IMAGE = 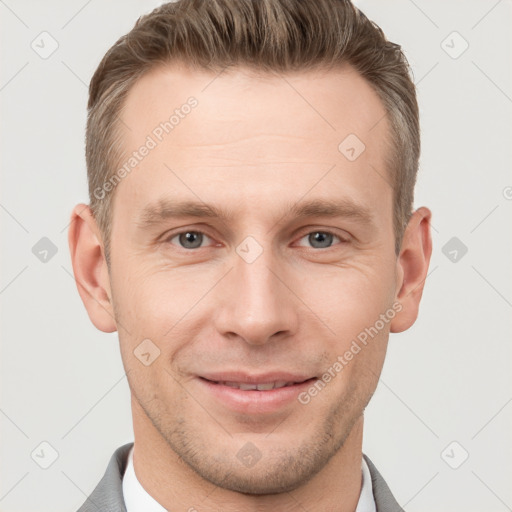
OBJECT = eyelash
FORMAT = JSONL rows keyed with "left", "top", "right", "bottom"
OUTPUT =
{"left": 164, "top": 229, "right": 349, "bottom": 251}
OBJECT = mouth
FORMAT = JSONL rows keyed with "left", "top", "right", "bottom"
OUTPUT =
{"left": 199, "top": 377, "right": 313, "bottom": 390}
{"left": 196, "top": 373, "right": 318, "bottom": 414}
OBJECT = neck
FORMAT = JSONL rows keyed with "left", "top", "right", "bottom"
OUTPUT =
{"left": 130, "top": 396, "right": 364, "bottom": 512}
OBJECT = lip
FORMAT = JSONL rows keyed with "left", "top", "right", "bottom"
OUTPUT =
{"left": 199, "top": 371, "right": 314, "bottom": 384}
{"left": 196, "top": 372, "right": 317, "bottom": 414}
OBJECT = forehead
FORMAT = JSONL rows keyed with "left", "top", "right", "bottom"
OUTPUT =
{"left": 111, "top": 61, "right": 392, "bottom": 228}
{"left": 120, "top": 61, "right": 389, "bottom": 149}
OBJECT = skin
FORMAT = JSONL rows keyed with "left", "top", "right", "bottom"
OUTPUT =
{"left": 69, "top": 61, "right": 432, "bottom": 511}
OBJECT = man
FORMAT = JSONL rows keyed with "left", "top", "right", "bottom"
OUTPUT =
{"left": 68, "top": 0, "right": 432, "bottom": 510}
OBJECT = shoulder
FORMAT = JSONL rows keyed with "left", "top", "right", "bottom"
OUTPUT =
{"left": 76, "top": 442, "right": 134, "bottom": 512}
{"left": 363, "top": 453, "right": 405, "bottom": 512}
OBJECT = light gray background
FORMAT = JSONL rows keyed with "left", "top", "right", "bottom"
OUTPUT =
{"left": 1, "top": 0, "right": 511, "bottom": 511}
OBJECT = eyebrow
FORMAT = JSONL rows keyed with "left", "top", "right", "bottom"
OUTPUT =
{"left": 136, "top": 197, "right": 375, "bottom": 230}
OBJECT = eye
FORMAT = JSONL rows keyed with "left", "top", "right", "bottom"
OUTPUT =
{"left": 167, "top": 230, "right": 213, "bottom": 249}
{"left": 296, "top": 230, "right": 346, "bottom": 249}
{"left": 164, "top": 229, "right": 347, "bottom": 251}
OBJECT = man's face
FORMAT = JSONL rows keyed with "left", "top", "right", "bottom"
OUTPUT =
{"left": 107, "top": 62, "right": 401, "bottom": 493}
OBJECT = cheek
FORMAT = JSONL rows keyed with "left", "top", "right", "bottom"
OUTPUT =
{"left": 111, "top": 263, "right": 179, "bottom": 330}
{"left": 298, "top": 262, "right": 396, "bottom": 343}
{"left": 112, "top": 265, "right": 209, "bottom": 367}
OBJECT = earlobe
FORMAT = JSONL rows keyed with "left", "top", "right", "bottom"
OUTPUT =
{"left": 390, "top": 206, "right": 433, "bottom": 333}
{"left": 67, "top": 203, "right": 117, "bottom": 333}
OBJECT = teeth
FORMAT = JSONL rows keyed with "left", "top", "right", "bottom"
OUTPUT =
{"left": 255, "top": 382, "right": 275, "bottom": 391}
{"left": 223, "top": 381, "right": 241, "bottom": 388}
{"left": 239, "top": 383, "right": 258, "bottom": 390}
{"left": 218, "top": 380, "right": 295, "bottom": 390}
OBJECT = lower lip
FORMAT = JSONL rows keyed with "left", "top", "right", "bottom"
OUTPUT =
{"left": 197, "top": 377, "right": 317, "bottom": 414}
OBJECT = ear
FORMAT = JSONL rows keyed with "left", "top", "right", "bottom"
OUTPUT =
{"left": 67, "top": 203, "right": 117, "bottom": 333}
{"left": 390, "top": 206, "right": 432, "bottom": 333}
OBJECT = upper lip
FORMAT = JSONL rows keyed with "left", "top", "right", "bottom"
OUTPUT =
{"left": 198, "top": 371, "right": 315, "bottom": 384}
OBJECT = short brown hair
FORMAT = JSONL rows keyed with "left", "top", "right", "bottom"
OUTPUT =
{"left": 86, "top": 0, "right": 419, "bottom": 265}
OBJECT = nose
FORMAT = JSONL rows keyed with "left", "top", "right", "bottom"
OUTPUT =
{"left": 212, "top": 241, "right": 299, "bottom": 346}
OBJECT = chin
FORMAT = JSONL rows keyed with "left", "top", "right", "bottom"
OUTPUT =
{"left": 195, "top": 453, "right": 321, "bottom": 495}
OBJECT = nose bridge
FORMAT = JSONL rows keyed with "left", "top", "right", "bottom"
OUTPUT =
{"left": 214, "top": 236, "right": 298, "bottom": 345}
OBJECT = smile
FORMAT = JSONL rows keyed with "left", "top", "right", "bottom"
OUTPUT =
{"left": 197, "top": 375, "right": 318, "bottom": 414}
{"left": 205, "top": 379, "right": 304, "bottom": 390}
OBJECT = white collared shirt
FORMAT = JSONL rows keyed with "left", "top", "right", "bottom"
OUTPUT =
{"left": 122, "top": 445, "right": 376, "bottom": 512}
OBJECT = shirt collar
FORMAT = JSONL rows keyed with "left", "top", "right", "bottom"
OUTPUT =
{"left": 357, "top": 455, "right": 377, "bottom": 512}
{"left": 122, "top": 445, "right": 167, "bottom": 512}
{"left": 122, "top": 445, "right": 376, "bottom": 512}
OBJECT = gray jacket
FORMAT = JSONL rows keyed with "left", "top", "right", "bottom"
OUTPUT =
{"left": 77, "top": 442, "right": 404, "bottom": 511}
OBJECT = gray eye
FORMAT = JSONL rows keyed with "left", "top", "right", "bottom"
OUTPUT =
{"left": 177, "top": 231, "right": 205, "bottom": 249}
{"left": 308, "top": 232, "right": 335, "bottom": 248}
